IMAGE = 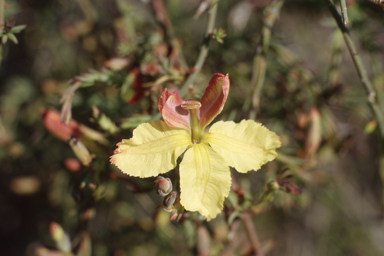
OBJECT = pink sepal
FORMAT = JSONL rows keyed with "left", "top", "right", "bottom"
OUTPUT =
{"left": 198, "top": 73, "right": 230, "bottom": 131}
{"left": 158, "top": 88, "right": 191, "bottom": 132}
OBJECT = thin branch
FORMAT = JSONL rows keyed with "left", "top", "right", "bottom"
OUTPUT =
{"left": 151, "top": 0, "right": 188, "bottom": 69}
{"left": 0, "top": 0, "right": 3, "bottom": 27}
{"left": 340, "top": 0, "right": 348, "bottom": 25}
{"left": 242, "top": 0, "right": 284, "bottom": 118}
{"left": 241, "top": 213, "right": 264, "bottom": 256}
{"left": 324, "top": 0, "right": 384, "bottom": 144}
{"left": 0, "top": 0, "right": 4, "bottom": 68}
{"left": 179, "top": 2, "right": 218, "bottom": 97}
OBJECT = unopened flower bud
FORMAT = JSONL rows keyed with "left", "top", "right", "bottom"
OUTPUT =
{"left": 68, "top": 137, "right": 92, "bottom": 167}
{"left": 49, "top": 222, "right": 64, "bottom": 243}
{"left": 267, "top": 180, "right": 280, "bottom": 191}
{"left": 153, "top": 176, "right": 173, "bottom": 196}
{"left": 49, "top": 222, "right": 71, "bottom": 253}
{"left": 305, "top": 107, "right": 322, "bottom": 159}
{"left": 280, "top": 181, "right": 302, "bottom": 195}
{"left": 169, "top": 208, "right": 178, "bottom": 221}
{"left": 163, "top": 191, "right": 177, "bottom": 209}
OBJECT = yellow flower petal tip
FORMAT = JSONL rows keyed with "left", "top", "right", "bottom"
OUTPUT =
{"left": 110, "top": 120, "right": 191, "bottom": 178}
{"left": 180, "top": 143, "right": 231, "bottom": 220}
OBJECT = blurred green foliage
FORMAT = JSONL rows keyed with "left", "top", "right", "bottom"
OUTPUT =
{"left": 1, "top": 0, "right": 384, "bottom": 256}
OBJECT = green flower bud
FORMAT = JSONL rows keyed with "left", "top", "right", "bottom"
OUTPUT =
{"left": 267, "top": 180, "right": 280, "bottom": 191}
{"left": 68, "top": 137, "right": 92, "bottom": 167}
{"left": 153, "top": 176, "right": 173, "bottom": 196}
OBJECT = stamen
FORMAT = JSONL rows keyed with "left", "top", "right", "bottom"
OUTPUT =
{"left": 181, "top": 99, "right": 201, "bottom": 110}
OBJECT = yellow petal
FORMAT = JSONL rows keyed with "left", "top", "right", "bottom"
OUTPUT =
{"left": 203, "top": 120, "right": 281, "bottom": 173}
{"left": 179, "top": 143, "right": 231, "bottom": 220}
{"left": 111, "top": 120, "right": 191, "bottom": 177}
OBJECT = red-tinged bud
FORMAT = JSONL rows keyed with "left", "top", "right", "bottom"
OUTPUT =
{"left": 153, "top": 176, "right": 173, "bottom": 196}
{"left": 296, "top": 111, "right": 308, "bottom": 129}
{"left": 169, "top": 208, "right": 178, "bottom": 221}
{"left": 88, "top": 183, "right": 96, "bottom": 190}
{"left": 104, "top": 57, "right": 129, "bottom": 71}
{"left": 68, "top": 137, "right": 92, "bottom": 167}
{"left": 64, "top": 158, "right": 82, "bottom": 172}
{"left": 49, "top": 222, "right": 71, "bottom": 253}
{"left": 82, "top": 208, "right": 96, "bottom": 220}
{"left": 41, "top": 108, "right": 80, "bottom": 141}
{"left": 41, "top": 109, "right": 109, "bottom": 147}
{"left": 77, "top": 232, "right": 92, "bottom": 256}
{"left": 163, "top": 191, "right": 177, "bottom": 208}
{"left": 49, "top": 222, "right": 65, "bottom": 243}
{"left": 169, "top": 203, "right": 184, "bottom": 222}
{"left": 280, "top": 181, "right": 302, "bottom": 195}
{"left": 305, "top": 107, "right": 322, "bottom": 159}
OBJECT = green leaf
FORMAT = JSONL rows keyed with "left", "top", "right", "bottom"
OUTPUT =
{"left": 228, "top": 210, "right": 240, "bottom": 225}
{"left": 119, "top": 115, "right": 152, "bottom": 129}
{"left": 2, "top": 35, "right": 8, "bottom": 44}
{"left": 8, "top": 33, "right": 19, "bottom": 45}
{"left": 10, "top": 25, "right": 27, "bottom": 34}
{"left": 91, "top": 106, "right": 119, "bottom": 134}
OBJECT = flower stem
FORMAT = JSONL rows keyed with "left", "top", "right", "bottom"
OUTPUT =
{"left": 179, "top": 1, "right": 218, "bottom": 97}
{"left": 241, "top": 212, "right": 264, "bottom": 256}
{"left": 190, "top": 109, "right": 201, "bottom": 143}
{"left": 0, "top": 0, "right": 4, "bottom": 68}
{"left": 340, "top": 0, "right": 348, "bottom": 25}
{"left": 324, "top": 0, "right": 384, "bottom": 145}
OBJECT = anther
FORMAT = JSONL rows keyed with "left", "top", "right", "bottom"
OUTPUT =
{"left": 181, "top": 99, "right": 201, "bottom": 110}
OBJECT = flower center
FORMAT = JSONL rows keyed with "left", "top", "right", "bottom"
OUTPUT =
{"left": 181, "top": 99, "right": 201, "bottom": 144}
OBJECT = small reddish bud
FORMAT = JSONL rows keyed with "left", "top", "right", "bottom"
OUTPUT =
{"left": 41, "top": 109, "right": 80, "bottom": 141}
{"left": 163, "top": 191, "right": 177, "bottom": 209}
{"left": 49, "top": 222, "right": 64, "bottom": 243}
{"left": 169, "top": 203, "right": 184, "bottom": 222}
{"left": 280, "top": 181, "right": 302, "bottom": 195}
{"left": 49, "top": 222, "right": 71, "bottom": 253}
{"left": 153, "top": 176, "right": 173, "bottom": 196}
{"left": 64, "top": 158, "right": 82, "bottom": 172}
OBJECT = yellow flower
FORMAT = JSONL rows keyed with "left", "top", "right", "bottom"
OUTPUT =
{"left": 111, "top": 73, "right": 281, "bottom": 220}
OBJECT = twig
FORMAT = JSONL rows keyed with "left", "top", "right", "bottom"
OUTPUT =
{"left": 324, "top": 0, "right": 384, "bottom": 144}
{"left": 340, "top": 0, "right": 348, "bottom": 25}
{"left": 179, "top": 2, "right": 218, "bottom": 97}
{"left": 0, "top": 0, "right": 4, "bottom": 68}
{"left": 151, "top": 0, "right": 188, "bottom": 69}
{"left": 242, "top": 0, "right": 284, "bottom": 117}
{"left": 241, "top": 212, "right": 264, "bottom": 256}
